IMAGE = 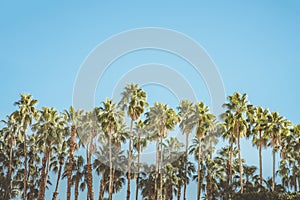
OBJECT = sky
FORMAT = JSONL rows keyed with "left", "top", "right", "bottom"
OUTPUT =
{"left": 1, "top": 1, "right": 300, "bottom": 199}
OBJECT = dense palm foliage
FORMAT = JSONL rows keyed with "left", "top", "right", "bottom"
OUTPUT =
{"left": 0, "top": 86, "right": 299, "bottom": 200}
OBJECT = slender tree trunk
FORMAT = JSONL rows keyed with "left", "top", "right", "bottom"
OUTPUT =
{"left": 127, "top": 120, "right": 133, "bottom": 200}
{"left": 154, "top": 137, "right": 159, "bottom": 200}
{"left": 197, "top": 141, "right": 202, "bottom": 200}
{"left": 4, "top": 138, "right": 13, "bottom": 200}
{"left": 259, "top": 130, "right": 263, "bottom": 186}
{"left": 74, "top": 180, "right": 79, "bottom": 200}
{"left": 206, "top": 175, "right": 211, "bottom": 200}
{"left": 67, "top": 124, "right": 76, "bottom": 200}
{"left": 160, "top": 136, "right": 164, "bottom": 200}
{"left": 52, "top": 159, "right": 63, "bottom": 200}
{"left": 99, "top": 176, "right": 104, "bottom": 200}
{"left": 110, "top": 168, "right": 115, "bottom": 200}
{"left": 87, "top": 148, "right": 95, "bottom": 200}
{"left": 238, "top": 132, "right": 243, "bottom": 193}
{"left": 23, "top": 124, "right": 28, "bottom": 200}
{"left": 272, "top": 149, "right": 276, "bottom": 191}
{"left": 177, "top": 184, "right": 181, "bottom": 200}
{"left": 109, "top": 131, "right": 113, "bottom": 200}
{"left": 183, "top": 133, "right": 188, "bottom": 200}
{"left": 228, "top": 142, "right": 233, "bottom": 186}
{"left": 38, "top": 148, "right": 48, "bottom": 200}
{"left": 136, "top": 132, "right": 141, "bottom": 200}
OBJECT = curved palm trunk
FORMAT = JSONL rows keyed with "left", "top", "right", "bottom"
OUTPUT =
{"left": 197, "top": 141, "right": 202, "bottom": 200}
{"left": 237, "top": 132, "right": 243, "bottom": 193}
{"left": 154, "top": 138, "right": 159, "bottom": 200}
{"left": 52, "top": 159, "right": 64, "bottom": 200}
{"left": 183, "top": 133, "right": 188, "bottom": 200}
{"left": 136, "top": 132, "right": 141, "bottom": 200}
{"left": 127, "top": 120, "right": 133, "bottom": 200}
{"left": 67, "top": 124, "right": 76, "bottom": 200}
{"left": 109, "top": 130, "right": 113, "bottom": 200}
{"left": 4, "top": 138, "right": 13, "bottom": 200}
{"left": 259, "top": 130, "right": 263, "bottom": 186}
{"left": 272, "top": 149, "right": 276, "bottom": 191}
{"left": 87, "top": 149, "right": 95, "bottom": 200}
{"left": 23, "top": 124, "right": 28, "bottom": 200}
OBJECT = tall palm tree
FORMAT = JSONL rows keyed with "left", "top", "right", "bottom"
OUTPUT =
{"left": 192, "top": 102, "right": 215, "bottom": 200}
{"left": 145, "top": 103, "right": 180, "bottom": 200}
{"left": 98, "top": 98, "right": 124, "bottom": 200}
{"left": 133, "top": 120, "right": 148, "bottom": 200}
{"left": 247, "top": 106, "right": 269, "bottom": 187}
{"left": 119, "top": 83, "right": 148, "bottom": 200}
{"left": 267, "top": 111, "right": 291, "bottom": 191}
{"left": 177, "top": 100, "right": 196, "bottom": 200}
{"left": 14, "top": 94, "right": 39, "bottom": 200}
{"left": 223, "top": 93, "right": 249, "bottom": 193}
{"left": 78, "top": 110, "right": 99, "bottom": 200}
{"left": 1, "top": 113, "right": 20, "bottom": 200}
{"left": 64, "top": 106, "right": 83, "bottom": 200}
{"left": 51, "top": 139, "right": 68, "bottom": 200}
{"left": 35, "top": 107, "right": 65, "bottom": 200}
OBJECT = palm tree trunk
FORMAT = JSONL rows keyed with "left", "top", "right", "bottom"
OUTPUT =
{"left": 154, "top": 137, "right": 159, "bottom": 200}
{"left": 259, "top": 130, "right": 263, "bottom": 186}
{"left": 109, "top": 130, "right": 113, "bottom": 200}
{"left": 127, "top": 120, "right": 133, "bottom": 200}
{"left": 238, "top": 132, "right": 243, "bottom": 193}
{"left": 99, "top": 176, "right": 104, "bottom": 200}
{"left": 74, "top": 179, "right": 79, "bottom": 200}
{"left": 23, "top": 124, "right": 28, "bottom": 200}
{"left": 183, "top": 133, "right": 188, "bottom": 200}
{"left": 38, "top": 148, "right": 48, "bottom": 200}
{"left": 228, "top": 142, "right": 233, "bottom": 186}
{"left": 67, "top": 124, "right": 76, "bottom": 200}
{"left": 160, "top": 136, "right": 163, "bottom": 200}
{"left": 136, "top": 132, "right": 141, "bottom": 200}
{"left": 52, "top": 160, "right": 63, "bottom": 200}
{"left": 272, "top": 149, "right": 276, "bottom": 191}
{"left": 197, "top": 141, "right": 201, "bottom": 200}
{"left": 4, "top": 138, "right": 13, "bottom": 200}
{"left": 87, "top": 149, "right": 95, "bottom": 200}
{"left": 177, "top": 184, "right": 181, "bottom": 200}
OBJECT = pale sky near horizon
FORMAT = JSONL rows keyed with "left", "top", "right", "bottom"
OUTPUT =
{"left": 1, "top": 1, "right": 300, "bottom": 199}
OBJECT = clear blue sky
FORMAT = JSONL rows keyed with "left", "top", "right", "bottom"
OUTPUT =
{"left": 1, "top": 1, "right": 300, "bottom": 199}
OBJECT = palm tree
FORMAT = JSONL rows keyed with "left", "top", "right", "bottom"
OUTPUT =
{"left": 133, "top": 120, "right": 148, "bottom": 200}
{"left": 64, "top": 106, "right": 83, "bottom": 200}
{"left": 192, "top": 102, "right": 215, "bottom": 200}
{"left": 247, "top": 106, "right": 269, "bottom": 187}
{"left": 177, "top": 100, "right": 196, "bottom": 200}
{"left": 145, "top": 103, "right": 180, "bottom": 200}
{"left": 119, "top": 83, "right": 148, "bottom": 200}
{"left": 98, "top": 98, "right": 124, "bottom": 200}
{"left": 14, "top": 94, "right": 39, "bottom": 200}
{"left": 267, "top": 111, "right": 291, "bottom": 191}
{"left": 34, "top": 107, "right": 65, "bottom": 200}
{"left": 223, "top": 93, "right": 249, "bottom": 193}
{"left": 1, "top": 113, "right": 20, "bottom": 200}
{"left": 51, "top": 139, "right": 68, "bottom": 200}
{"left": 78, "top": 110, "right": 100, "bottom": 200}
